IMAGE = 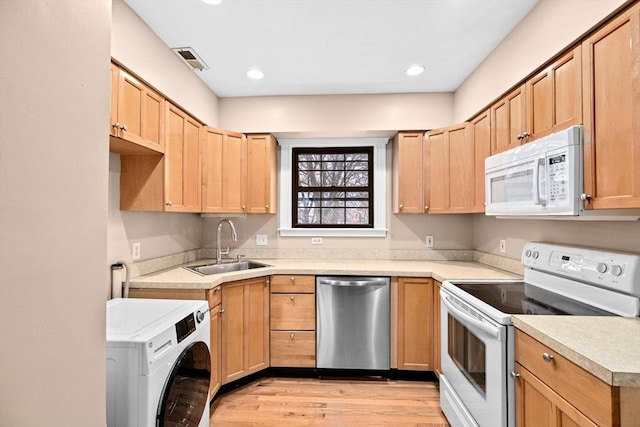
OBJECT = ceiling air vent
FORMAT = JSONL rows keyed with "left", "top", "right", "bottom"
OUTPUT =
{"left": 171, "top": 47, "right": 209, "bottom": 71}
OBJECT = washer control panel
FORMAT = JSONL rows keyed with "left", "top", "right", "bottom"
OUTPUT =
{"left": 522, "top": 242, "right": 640, "bottom": 296}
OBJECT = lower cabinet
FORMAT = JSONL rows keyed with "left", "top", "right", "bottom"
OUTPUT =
{"left": 269, "top": 275, "right": 316, "bottom": 367}
{"left": 433, "top": 280, "right": 442, "bottom": 376}
{"left": 396, "top": 277, "right": 435, "bottom": 371}
{"left": 514, "top": 329, "right": 640, "bottom": 427}
{"left": 221, "top": 277, "right": 270, "bottom": 384}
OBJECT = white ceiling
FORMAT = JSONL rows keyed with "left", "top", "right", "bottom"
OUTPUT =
{"left": 124, "top": 0, "right": 538, "bottom": 98}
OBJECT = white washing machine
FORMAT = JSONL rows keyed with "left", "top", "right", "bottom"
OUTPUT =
{"left": 106, "top": 298, "right": 211, "bottom": 427}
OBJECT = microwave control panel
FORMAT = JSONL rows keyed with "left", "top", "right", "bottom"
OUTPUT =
{"left": 547, "top": 154, "right": 567, "bottom": 203}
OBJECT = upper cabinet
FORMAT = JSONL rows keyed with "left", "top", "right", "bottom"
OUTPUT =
{"left": 392, "top": 131, "right": 426, "bottom": 213}
{"left": 109, "top": 63, "right": 165, "bottom": 154}
{"left": 526, "top": 46, "right": 582, "bottom": 141}
{"left": 246, "top": 134, "right": 278, "bottom": 214}
{"left": 582, "top": 2, "right": 640, "bottom": 210}
{"left": 425, "top": 123, "right": 474, "bottom": 214}
{"left": 201, "top": 127, "right": 247, "bottom": 214}
{"left": 491, "top": 84, "right": 526, "bottom": 154}
{"left": 470, "top": 109, "right": 491, "bottom": 212}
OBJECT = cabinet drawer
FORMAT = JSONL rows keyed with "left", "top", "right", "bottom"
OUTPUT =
{"left": 270, "top": 275, "right": 315, "bottom": 293}
{"left": 515, "top": 330, "right": 615, "bottom": 427}
{"left": 270, "top": 294, "right": 315, "bottom": 330}
{"left": 270, "top": 331, "right": 316, "bottom": 367}
{"left": 207, "top": 285, "right": 221, "bottom": 308}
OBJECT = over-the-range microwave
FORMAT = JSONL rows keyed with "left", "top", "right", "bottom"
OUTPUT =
{"left": 484, "top": 125, "right": 640, "bottom": 220}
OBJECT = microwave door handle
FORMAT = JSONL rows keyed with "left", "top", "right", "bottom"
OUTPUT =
{"left": 441, "top": 294, "right": 504, "bottom": 340}
{"left": 533, "top": 157, "right": 546, "bottom": 206}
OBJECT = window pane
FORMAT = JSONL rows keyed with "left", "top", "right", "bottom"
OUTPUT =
{"left": 298, "top": 154, "right": 321, "bottom": 162}
{"left": 345, "top": 153, "right": 368, "bottom": 161}
{"left": 322, "top": 171, "right": 344, "bottom": 186}
{"left": 347, "top": 161, "right": 369, "bottom": 170}
{"left": 321, "top": 208, "right": 344, "bottom": 224}
{"left": 322, "top": 200, "right": 345, "bottom": 208}
{"left": 346, "top": 200, "right": 369, "bottom": 208}
{"left": 346, "top": 208, "right": 369, "bottom": 224}
{"left": 297, "top": 192, "right": 320, "bottom": 207}
{"left": 298, "top": 171, "right": 321, "bottom": 187}
{"left": 299, "top": 161, "right": 321, "bottom": 171}
{"left": 347, "top": 192, "right": 368, "bottom": 199}
{"left": 345, "top": 171, "right": 368, "bottom": 186}
{"left": 322, "top": 153, "right": 344, "bottom": 162}
{"left": 298, "top": 208, "right": 320, "bottom": 224}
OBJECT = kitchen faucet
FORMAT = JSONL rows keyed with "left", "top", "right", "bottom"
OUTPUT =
{"left": 216, "top": 218, "right": 237, "bottom": 263}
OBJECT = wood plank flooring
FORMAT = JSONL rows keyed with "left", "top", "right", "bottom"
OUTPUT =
{"left": 209, "top": 377, "right": 450, "bottom": 426}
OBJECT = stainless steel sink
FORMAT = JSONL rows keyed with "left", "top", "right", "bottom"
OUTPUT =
{"left": 184, "top": 260, "right": 271, "bottom": 276}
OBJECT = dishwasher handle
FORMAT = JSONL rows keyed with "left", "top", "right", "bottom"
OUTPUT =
{"left": 318, "top": 277, "right": 388, "bottom": 287}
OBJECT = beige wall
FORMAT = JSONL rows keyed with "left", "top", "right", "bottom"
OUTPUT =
{"left": 453, "top": 0, "right": 627, "bottom": 122}
{"left": 219, "top": 93, "right": 454, "bottom": 136}
{"left": 111, "top": 0, "right": 220, "bottom": 126}
{"left": 0, "top": 1, "right": 110, "bottom": 426}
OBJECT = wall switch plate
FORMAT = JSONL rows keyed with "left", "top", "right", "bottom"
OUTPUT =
{"left": 311, "top": 237, "right": 323, "bottom": 245}
{"left": 256, "top": 234, "right": 268, "bottom": 246}
{"left": 499, "top": 239, "right": 506, "bottom": 254}
{"left": 132, "top": 242, "right": 141, "bottom": 260}
{"left": 425, "top": 235, "right": 434, "bottom": 248}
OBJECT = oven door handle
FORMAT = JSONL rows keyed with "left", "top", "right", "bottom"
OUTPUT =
{"left": 442, "top": 295, "right": 504, "bottom": 340}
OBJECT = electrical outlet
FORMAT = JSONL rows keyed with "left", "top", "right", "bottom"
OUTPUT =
{"left": 499, "top": 239, "right": 506, "bottom": 254}
{"left": 256, "top": 234, "right": 268, "bottom": 246}
{"left": 425, "top": 235, "right": 434, "bottom": 248}
{"left": 132, "top": 242, "right": 141, "bottom": 260}
{"left": 311, "top": 237, "right": 323, "bottom": 245}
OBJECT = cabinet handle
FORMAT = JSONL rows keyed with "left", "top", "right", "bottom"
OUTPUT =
{"left": 220, "top": 309, "right": 225, "bottom": 314}
{"left": 112, "top": 122, "right": 121, "bottom": 130}
{"left": 424, "top": 205, "right": 429, "bottom": 212}
{"left": 265, "top": 279, "right": 270, "bottom": 286}
{"left": 165, "top": 201, "right": 172, "bottom": 206}
{"left": 290, "top": 296, "right": 295, "bottom": 301}
{"left": 580, "top": 193, "right": 592, "bottom": 202}
{"left": 214, "top": 286, "right": 220, "bottom": 292}
{"left": 510, "top": 371, "right": 520, "bottom": 379}
{"left": 399, "top": 204, "right": 404, "bottom": 210}
{"left": 242, "top": 205, "right": 246, "bottom": 211}
{"left": 542, "top": 352, "right": 555, "bottom": 362}
{"left": 120, "top": 124, "right": 128, "bottom": 131}
{"left": 522, "top": 131, "right": 531, "bottom": 139}
{"left": 265, "top": 205, "right": 269, "bottom": 211}
{"left": 516, "top": 134, "right": 523, "bottom": 140}
{"left": 290, "top": 333, "right": 295, "bottom": 339}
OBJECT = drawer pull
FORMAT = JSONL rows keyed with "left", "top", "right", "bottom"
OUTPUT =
{"left": 290, "top": 276, "right": 295, "bottom": 284}
{"left": 542, "top": 352, "right": 555, "bottom": 362}
{"left": 290, "top": 333, "right": 295, "bottom": 339}
{"left": 510, "top": 371, "right": 520, "bottom": 379}
{"left": 290, "top": 296, "right": 295, "bottom": 301}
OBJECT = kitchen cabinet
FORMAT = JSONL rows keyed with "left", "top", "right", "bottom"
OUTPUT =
{"left": 582, "top": 2, "right": 640, "bottom": 210}
{"left": 221, "top": 277, "right": 270, "bottom": 384}
{"left": 432, "top": 280, "right": 442, "bottom": 377}
{"left": 120, "top": 102, "right": 202, "bottom": 212}
{"left": 269, "top": 275, "right": 316, "bottom": 368}
{"left": 424, "top": 123, "right": 474, "bottom": 213}
{"left": 525, "top": 46, "right": 582, "bottom": 142}
{"left": 514, "top": 330, "right": 620, "bottom": 427}
{"left": 246, "top": 134, "right": 278, "bottom": 214}
{"left": 109, "top": 63, "right": 165, "bottom": 155}
{"left": 470, "top": 110, "right": 491, "bottom": 212}
{"left": 396, "top": 277, "right": 434, "bottom": 371}
{"left": 491, "top": 84, "right": 527, "bottom": 154}
{"left": 201, "top": 127, "right": 247, "bottom": 213}
{"left": 392, "top": 131, "right": 426, "bottom": 213}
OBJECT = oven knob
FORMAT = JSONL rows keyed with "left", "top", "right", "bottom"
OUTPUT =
{"left": 196, "top": 310, "right": 206, "bottom": 323}
{"left": 610, "top": 265, "right": 623, "bottom": 276}
{"left": 532, "top": 251, "right": 539, "bottom": 259}
{"left": 525, "top": 250, "right": 532, "bottom": 258}
{"left": 596, "top": 263, "right": 608, "bottom": 274}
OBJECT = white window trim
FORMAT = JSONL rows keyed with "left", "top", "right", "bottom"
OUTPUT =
{"left": 278, "top": 137, "right": 388, "bottom": 237}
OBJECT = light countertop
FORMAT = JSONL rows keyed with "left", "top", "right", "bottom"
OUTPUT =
{"left": 512, "top": 315, "right": 640, "bottom": 387}
{"left": 128, "top": 258, "right": 521, "bottom": 289}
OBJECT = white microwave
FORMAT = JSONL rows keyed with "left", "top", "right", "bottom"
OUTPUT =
{"left": 485, "top": 126, "right": 583, "bottom": 217}
{"left": 484, "top": 125, "right": 640, "bottom": 220}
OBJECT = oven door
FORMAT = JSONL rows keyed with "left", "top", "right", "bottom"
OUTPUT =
{"left": 440, "top": 288, "right": 509, "bottom": 427}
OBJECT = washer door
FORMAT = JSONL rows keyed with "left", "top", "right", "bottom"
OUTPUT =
{"left": 157, "top": 341, "right": 211, "bottom": 427}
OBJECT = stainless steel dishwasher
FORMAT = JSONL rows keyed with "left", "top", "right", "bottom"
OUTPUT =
{"left": 316, "top": 276, "right": 390, "bottom": 370}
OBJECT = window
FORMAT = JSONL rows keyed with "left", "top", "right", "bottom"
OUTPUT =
{"left": 278, "top": 138, "right": 388, "bottom": 237}
{"left": 293, "top": 147, "right": 373, "bottom": 228}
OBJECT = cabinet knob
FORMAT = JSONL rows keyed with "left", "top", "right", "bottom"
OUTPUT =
{"left": 290, "top": 296, "right": 295, "bottom": 301}
{"left": 542, "top": 352, "right": 555, "bottom": 362}
{"left": 165, "top": 201, "right": 172, "bottom": 206}
{"left": 214, "top": 286, "right": 220, "bottom": 292}
{"left": 265, "top": 279, "right": 270, "bottom": 286}
{"left": 265, "top": 205, "right": 269, "bottom": 211}
{"left": 516, "top": 134, "right": 523, "bottom": 140}
{"left": 510, "top": 371, "right": 520, "bottom": 379}
{"left": 242, "top": 205, "right": 246, "bottom": 211}
{"left": 424, "top": 205, "right": 429, "bottom": 212}
{"left": 290, "top": 333, "right": 295, "bottom": 339}
{"left": 290, "top": 276, "right": 295, "bottom": 284}
{"left": 120, "top": 124, "right": 128, "bottom": 131}
{"left": 580, "top": 193, "right": 592, "bottom": 202}
{"left": 220, "top": 309, "right": 225, "bottom": 314}
{"left": 522, "top": 131, "right": 531, "bottom": 139}
{"left": 399, "top": 204, "right": 404, "bottom": 210}
{"left": 112, "top": 122, "right": 120, "bottom": 129}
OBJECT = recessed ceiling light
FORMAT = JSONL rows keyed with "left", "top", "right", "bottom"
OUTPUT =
{"left": 247, "top": 69, "right": 264, "bottom": 79}
{"left": 202, "top": 0, "right": 223, "bottom": 5}
{"left": 406, "top": 65, "right": 425, "bottom": 76}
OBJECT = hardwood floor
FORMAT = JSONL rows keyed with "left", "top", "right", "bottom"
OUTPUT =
{"left": 209, "top": 377, "right": 450, "bottom": 426}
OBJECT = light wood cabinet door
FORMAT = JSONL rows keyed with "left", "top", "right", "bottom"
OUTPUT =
{"left": 246, "top": 134, "right": 277, "bottom": 214}
{"left": 582, "top": 3, "right": 640, "bottom": 210}
{"left": 270, "top": 275, "right": 315, "bottom": 293}
{"left": 209, "top": 304, "right": 221, "bottom": 399}
{"left": 425, "top": 123, "right": 473, "bottom": 214}
{"left": 392, "top": 132, "right": 425, "bottom": 213}
{"left": 164, "top": 102, "right": 201, "bottom": 212}
{"left": 526, "top": 46, "right": 582, "bottom": 142}
{"left": 270, "top": 294, "right": 315, "bottom": 331}
{"left": 397, "top": 277, "right": 433, "bottom": 371}
{"left": 270, "top": 331, "right": 316, "bottom": 368}
{"left": 221, "top": 277, "right": 269, "bottom": 384}
{"left": 432, "top": 280, "right": 442, "bottom": 377}
{"left": 201, "top": 127, "right": 247, "bottom": 213}
{"left": 491, "top": 84, "right": 526, "bottom": 154}
{"left": 109, "top": 64, "right": 164, "bottom": 154}
{"left": 471, "top": 110, "right": 491, "bottom": 212}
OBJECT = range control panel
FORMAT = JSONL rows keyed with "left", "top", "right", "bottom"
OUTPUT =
{"left": 522, "top": 242, "right": 640, "bottom": 296}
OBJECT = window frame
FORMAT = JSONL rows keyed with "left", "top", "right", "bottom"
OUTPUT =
{"left": 278, "top": 138, "right": 388, "bottom": 238}
{"left": 292, "top": 146, "right": 374, "bottom": 229}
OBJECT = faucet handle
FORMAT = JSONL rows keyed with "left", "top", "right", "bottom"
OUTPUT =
{"left": 236, "top": 254, "right": 246, "bottom": 262}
